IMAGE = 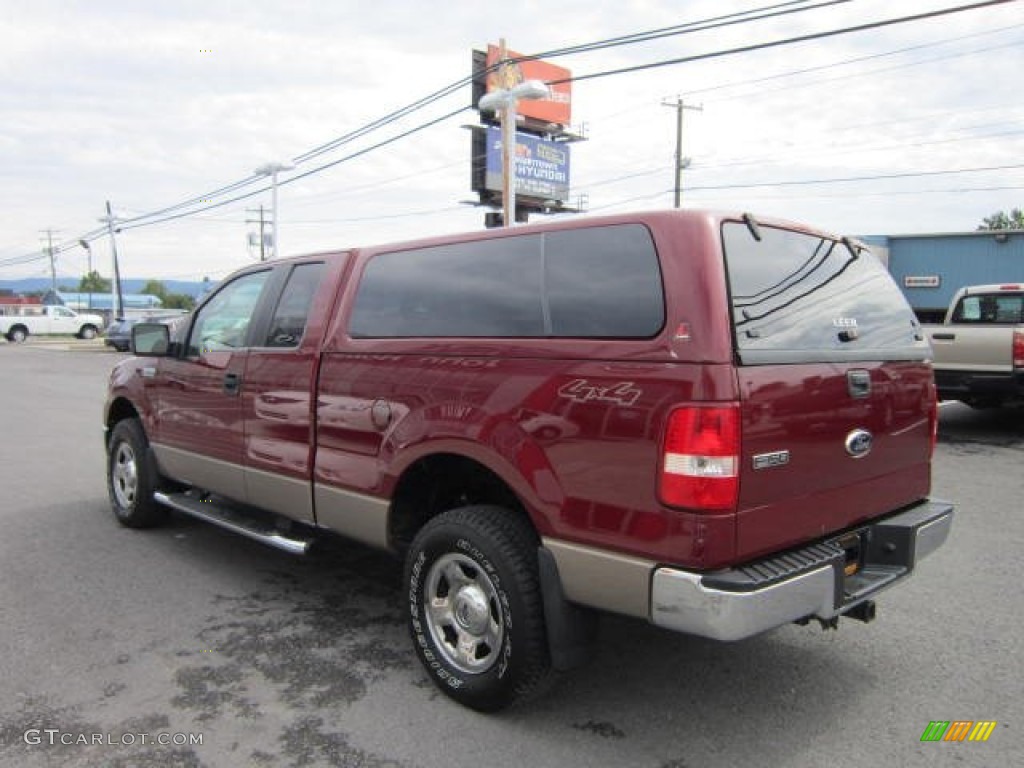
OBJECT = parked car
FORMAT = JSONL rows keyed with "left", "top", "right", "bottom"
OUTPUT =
{"left": 1, "top": 305, "right": 104, "bottom": 342}
{"left": 104, "top": 210, "right": 952, "bottom": 711}
{"left": 924, "top": 282, "right": 1024, "bottom": 408}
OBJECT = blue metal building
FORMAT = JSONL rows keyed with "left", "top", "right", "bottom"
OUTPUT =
{"left": 57, "top": 292, "right": 163, "bottom": 311}
{"left": 861, "top": 230, "right": 1024, "bottom": 321}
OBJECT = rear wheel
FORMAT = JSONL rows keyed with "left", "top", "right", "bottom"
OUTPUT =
{"left": 107, "top": 419, "right": 168, "bottom": 528}
{"left": 404, "top": 505, "right": 551, "bottom": 712}
{"left": 8, "top": 326, "right": 27, "bottom": 343}
{"left": 79, "top": 324, "right": 98, "bottom": 340}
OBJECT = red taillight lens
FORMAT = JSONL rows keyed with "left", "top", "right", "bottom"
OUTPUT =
{"left": 1013, "top": 330, "right": 1024, "bottom": 369}
{"left": 659, "top": 405, "right": 740, "bottom": 511}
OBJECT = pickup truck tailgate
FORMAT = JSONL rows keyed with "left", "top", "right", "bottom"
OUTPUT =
{"left": 721, "top": 218, "right": 935, "bottom": 563}
{"left": 735, "top": 361, "right": 934, "bottom": 561}
{"left": 927, "top": 325, "right": 1016, "bottom": 372}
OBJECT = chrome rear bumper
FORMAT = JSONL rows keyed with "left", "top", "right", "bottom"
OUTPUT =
{"left": 650, "top": 500, "right": 954, "bottom": 641}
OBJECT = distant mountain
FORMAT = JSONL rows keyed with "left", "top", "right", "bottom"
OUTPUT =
{"left": 0, "top": 277, "right": 210, "bottom": 297}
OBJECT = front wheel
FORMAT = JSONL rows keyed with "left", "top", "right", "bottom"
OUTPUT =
{"left": 107, "top": 419, "right": 168, "bottom": 528}
{"left": 404, "top": 506, "right": 551, "bottom": 712}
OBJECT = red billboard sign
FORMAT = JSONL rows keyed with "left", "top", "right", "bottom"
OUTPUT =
{"left": 485, "top": 45, "right": 572, "bottom": 126}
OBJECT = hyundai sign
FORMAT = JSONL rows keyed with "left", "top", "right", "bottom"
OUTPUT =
{"left": 484, "top": 126, "right": 570, "bottom": 202}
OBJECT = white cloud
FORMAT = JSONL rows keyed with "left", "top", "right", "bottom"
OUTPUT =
{"left": 2, "top": 0, "right": 1023, "bottom": 280}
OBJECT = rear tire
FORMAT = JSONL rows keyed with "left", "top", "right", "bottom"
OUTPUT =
{"left": 79, "top": 325, "right": 98, "bottom": 340}
{"left": 404, "top": 505, "right": 551, "bottom": 712}
{"left": 8, "top": 326, "right": 27, "bottom": 343}
{"left": 107, "top": 419, "right": 168, "bottom": 528}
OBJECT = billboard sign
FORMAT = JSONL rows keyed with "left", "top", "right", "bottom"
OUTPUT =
{"left": 484, "top": 126, "right": 570, "bottom": 202}
{"left": 485, "top": 45, "right": 571, "bottom": 126}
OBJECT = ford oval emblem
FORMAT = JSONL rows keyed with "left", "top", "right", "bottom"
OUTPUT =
{"left": 845, "top": 429, "right": 873, "bottom": 458}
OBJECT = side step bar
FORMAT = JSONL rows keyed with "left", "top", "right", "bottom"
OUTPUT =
{"left": 154, "top": 491, "right": 315, "bottom": 555}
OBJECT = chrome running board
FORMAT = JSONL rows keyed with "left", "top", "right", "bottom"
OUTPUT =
{"left": 154, "top": 491, "right": 314, "bottom": 555}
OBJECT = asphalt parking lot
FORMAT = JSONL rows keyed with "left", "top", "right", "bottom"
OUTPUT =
{"left": 0, "top": 344, "right": 1020, "bottom": 768}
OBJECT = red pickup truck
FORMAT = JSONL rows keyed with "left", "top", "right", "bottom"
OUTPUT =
{"left": 104, "top": 210, "right": 952, "bottom": 711}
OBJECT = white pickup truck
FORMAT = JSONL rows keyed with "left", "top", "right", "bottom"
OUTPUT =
{"left": 925, "top": 283, "right": 1024, "bottom": 408}
{"left": 0, "top": 305, "right": 105, "bottom": 343}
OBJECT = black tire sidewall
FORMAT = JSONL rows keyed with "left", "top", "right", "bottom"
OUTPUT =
{"left": 107, "top": 419, "right": 164, "bottom": 527}
{"left": 406, "top": 509, "right": 544, "bottom": 712}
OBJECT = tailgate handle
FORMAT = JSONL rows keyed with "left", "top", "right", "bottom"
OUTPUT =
{"left": 932, "top": 332, "right": 955, "bottom": 341}
{"left": 847, "top": 370, "right": 871, "bottom": 399}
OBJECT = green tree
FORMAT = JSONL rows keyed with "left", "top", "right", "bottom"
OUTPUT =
{"left": 79, "top": 271, "right": 111, "bottom": 293}
{"left": 162, "top": 293, "right": 195, "bottom": 311}
{"left": 140, "top": 279, "right": 169, "bottom": 300}
{"left": 978, "top": 208, "right": 1024, "bottom": 230}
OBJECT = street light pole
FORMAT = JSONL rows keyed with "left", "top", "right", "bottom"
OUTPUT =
{"left": 254, "top": 162, "right": 295, "bottom": 258}
{"left": 478, "top": 45, "right": 550, "bottom": 227}
{"left": 79, "top": 239, "right": 92, "bottom": 310}
{"left": 99, "top": 201, "right": 125, "bottom": 321}
{"left": 501, "top": 97, "right": 517, "bottom": 227}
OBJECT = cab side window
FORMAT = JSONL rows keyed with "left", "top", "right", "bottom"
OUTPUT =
{"left": 188, "top": 271, "right": 270, "bottom": 356}
{"left": 265, "top": 263, "right": 325, "bottom": 348}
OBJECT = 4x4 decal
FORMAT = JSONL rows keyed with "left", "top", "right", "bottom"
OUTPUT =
{"left": 558, "top": 379, "right": 642, "bottom": 407}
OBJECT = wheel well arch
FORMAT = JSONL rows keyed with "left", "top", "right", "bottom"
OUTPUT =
{"left": 105, "top": 397, "right": 140, "bottom": 439}
{"left": 388, "top": 453, "right": 537, "bottom": 554}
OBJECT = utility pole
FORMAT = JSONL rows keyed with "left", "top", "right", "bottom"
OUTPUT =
{"left": 40, "top": 229, "right": 59, "bottom": 295}
{"left": 99, "top": 201, "right": 125, "bottom": 321}
{"left": 246, "top": 205, "right": 269, "bottom": 261}
{"left": 661, "top": 97, "right": 702, "bottom": 208}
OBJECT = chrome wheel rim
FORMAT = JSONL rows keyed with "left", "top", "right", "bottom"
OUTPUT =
{"left": 111, "top": 441, "right": 138, "bottom": 509}
{"left": 424, "top": 553, "right": 504, "bottom": 674}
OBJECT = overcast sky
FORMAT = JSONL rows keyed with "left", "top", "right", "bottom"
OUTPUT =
{"left": 2, "top": 0, "right": 1022, "bottom": 282}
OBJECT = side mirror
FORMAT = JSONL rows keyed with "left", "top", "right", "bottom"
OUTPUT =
{"left": 132, "top": 323, "right": 170, "bottom": 356}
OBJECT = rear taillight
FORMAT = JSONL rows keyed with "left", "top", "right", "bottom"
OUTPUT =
{"left": 1013, "top": 330, "right": 1024, "bottom": 369}
{"left": 659, "top": 404, "right": 740, "bottom": 512}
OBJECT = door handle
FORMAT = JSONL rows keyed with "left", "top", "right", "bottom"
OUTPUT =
{"left": 931, "top": 333, "right": 955, "bottom": 341}
{"left": 223, "top": 372, "right": 242, "bottom": 395}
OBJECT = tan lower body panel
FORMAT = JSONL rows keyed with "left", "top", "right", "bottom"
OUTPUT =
{"left": 245, "top": 466, "right": 314, "bottom": 523}
{"left": 152, "top": 444, "right": 314, "bottom": 523}
{"left": 542, "top": 538, "right": 655, "bottom": 619}
{"left": 314, "top": 485, "right": 390, "bottom": 550}
{"left": 152, "top": 443, "right": 246, "bottom": 502}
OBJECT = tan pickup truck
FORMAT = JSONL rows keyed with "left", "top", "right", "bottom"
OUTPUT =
{"left": 925, "top": 283, "right": 1024, "bottom": 408}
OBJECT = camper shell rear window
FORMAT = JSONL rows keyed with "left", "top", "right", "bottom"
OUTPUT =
{"left": 722, "top": 221, "right": 929, "bottom": 364}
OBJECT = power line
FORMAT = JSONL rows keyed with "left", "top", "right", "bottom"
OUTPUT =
{"left": 547, "top": 1, "right": 1018, "bottom": 86}
{"left": 686, "top": 21, "right": 1024, "bottom": 100}
{"left": 90, "top": 0, "right": 850, "bottom": 233}
{"left": 684, "top": 163, "right": 1024, "bottom": 192}
{"left": 5, "top": 0, "right": 1019, "bottom": 264}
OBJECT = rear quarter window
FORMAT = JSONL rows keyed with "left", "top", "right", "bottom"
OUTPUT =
{"left": 722, "top": 221, "right": 927, "bottom": 364}
{"left": 348, "top": 224, "right": 664, "bottom": 339}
